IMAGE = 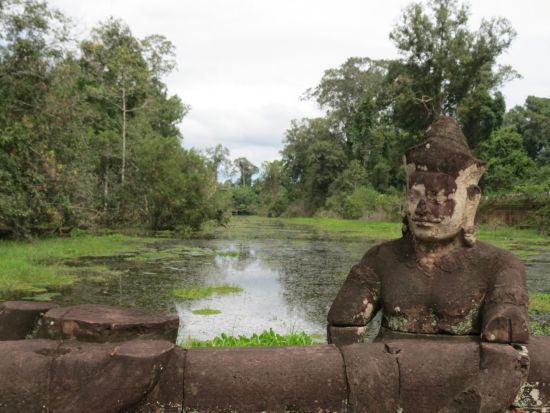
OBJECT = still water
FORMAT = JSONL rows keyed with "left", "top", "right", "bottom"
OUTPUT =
{"left": 54, "top": 218, "right": 550, "bottom": 343}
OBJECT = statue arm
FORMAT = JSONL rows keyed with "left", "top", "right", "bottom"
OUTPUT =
{"left": 327, "top": 260, "right": 381, "bottom": 346}
{"left": 481, "top": 252, "right": 530, "bottom": 343}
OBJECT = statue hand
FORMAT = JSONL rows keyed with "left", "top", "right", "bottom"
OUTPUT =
{"left": 482, "top": 304, "right": 529, "bottom": 343}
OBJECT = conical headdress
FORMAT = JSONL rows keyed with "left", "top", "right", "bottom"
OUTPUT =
{"left": 404, "top": 115, "right": 485, "bottom": 180}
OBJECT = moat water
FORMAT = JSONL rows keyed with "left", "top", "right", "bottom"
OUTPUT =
{"left": 53, "top": 217, "right": 550, "bottom": 343}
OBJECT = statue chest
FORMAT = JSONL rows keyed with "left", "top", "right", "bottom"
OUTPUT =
{"left": 379, "top": 262, "right": 490, "bottom": 335}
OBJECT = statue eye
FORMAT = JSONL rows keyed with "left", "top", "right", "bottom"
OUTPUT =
{"left": 427, "top": 191, "right": 438, "bottom": 200}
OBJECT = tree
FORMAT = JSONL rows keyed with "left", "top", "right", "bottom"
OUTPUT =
{"left": 255, "top": 160, "right": 289, "bottom": 216}
{"left": 388, "top": 0, "right": 517, "bottom": 143}
{"left": 206, "top": 144, "right": 231, "bottom": 181}
{"left": 282, "top": 118, "right": 347, "bottom": 210}
{"left": 476, "top": 127, "right": 535, "bottom": 192}
{"left": 232, "top": 157, "right": 258, "bottom": 187}
{"left": 0, "top": 0, "right": 88, "bottom": 236}
{"left": 304, "top": 57, "right": 389, "bottom": 159}
{"left": 133, "top": 137, "right": 215, "bottom": 230}
{"left": 505, "top": 96, "right": 550, "bottom": 165}
{"left": 80, "top": 18, "right": 179, "bottom": 184}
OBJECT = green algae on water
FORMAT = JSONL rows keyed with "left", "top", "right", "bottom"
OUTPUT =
{"left": 172, "top": 284, "right": 243, "bottom": 299}
{"left": 192, "top": 308, "right": 222, "bottom": 315}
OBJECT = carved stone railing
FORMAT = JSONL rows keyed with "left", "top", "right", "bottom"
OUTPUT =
{"left": 1, "top": 301, "right": 549, "bottom": 412}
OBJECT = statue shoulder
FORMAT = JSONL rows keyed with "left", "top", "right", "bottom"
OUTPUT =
{"left": 473, "top": 240, "right": 523, "bottom": 270}
{"left": 360, "top": 237, "right": 408, "bottom": 267}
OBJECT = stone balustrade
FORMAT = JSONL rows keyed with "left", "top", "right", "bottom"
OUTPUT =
{"left": 1, "top": 301, "right": 549, "bottom": 413}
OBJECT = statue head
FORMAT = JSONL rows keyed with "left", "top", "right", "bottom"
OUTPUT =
{"left": 404, "top": 116, "right": 486, "bottom": 245}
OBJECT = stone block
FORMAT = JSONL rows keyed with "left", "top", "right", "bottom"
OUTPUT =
{"left": 0, "top": 300, "right": 59, "bottom": 340}
{"left": 340, "top": 342, "right": 400, "bottom": 412}
{"left": 38, "top": 304, "right": 179, "bottom": 342}
{"left": 184, "top": 344, "right": 347, "bottom": 412}
{"left": 0, "top": 339, "right": 54, "bottom": 412}
{"left": 49, "top": 339, "right": 175, "bottom": 413}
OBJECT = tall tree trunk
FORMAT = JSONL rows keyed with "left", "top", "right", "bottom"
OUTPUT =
{"left": 121, "top": 85, "right": 127, "bottom": 184}
{"left": 103, "top": 168, "right": 109, "bottom": 214}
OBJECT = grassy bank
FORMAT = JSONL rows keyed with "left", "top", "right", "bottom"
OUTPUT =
{"left": 220, "top": 215, "right": 550, "bottom": 251}
{"left": 248, "top": 217, "right": 549, "bottom": 259}
{"left": 0, "top": 234, "right": 148, "bottom": 298}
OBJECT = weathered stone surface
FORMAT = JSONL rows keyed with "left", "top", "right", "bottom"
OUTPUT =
{"left": 0, "top": 300, "right": 59, "bottom": 340}
{"left": 0, "top": 339, "right": 54, "bottom": 412}
{"left": 394, "top": 339, "right": 481, "bottom": 412}
{"left": 1, "top": 337, "right": 550, "bottom": 412}
{"left": 328, "top": 116, "right": 529, "bottom": 344}
{"left": 341, "top": 342, "right": 399, "bottom": 412}
{"left": 364, "top": 336, "right": 530, "bottom": 413}
{"left": 133, "top": 347, "right": 185, "bottom": 413}
{"left": 327, "top": 325, "right": 367, "bottom": 346}
{"left": 475, "top": 342, "right": 529, "bottom": 411}
{"left": 0, "top": 339, "right": 176, "bottom": 413}
{"left": 38, "top": 304, "right": 179, "bottom": 342}
{"left": 184, "top": 344, "right": 348, "bottom": 412}
{"left": 50, "top": 339, "right": 174, "bottom": 413}
{"left": 514, "top": 337, "right": 550, "bottom": 409}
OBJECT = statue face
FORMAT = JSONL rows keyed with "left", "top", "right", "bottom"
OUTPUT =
{"left": 406, "top": 172, "right": 468, "bottom": 242}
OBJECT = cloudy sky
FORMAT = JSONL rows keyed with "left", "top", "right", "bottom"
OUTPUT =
{"left": 49, "top": 0, "right": 550, "bottom": 167}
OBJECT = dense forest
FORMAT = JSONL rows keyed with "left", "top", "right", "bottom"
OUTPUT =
{"left": 1, "top": 0, "right": 549, "bottom": 239}
{"left": 0, "top": 0, "right": 227, "bottom": 237}
{"left": 245, "top": 0, "right": 550, "bottom": 225}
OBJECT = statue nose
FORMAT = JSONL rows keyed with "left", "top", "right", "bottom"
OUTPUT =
{"left": 415, "top": 199, "right": 429, "bottom": 217}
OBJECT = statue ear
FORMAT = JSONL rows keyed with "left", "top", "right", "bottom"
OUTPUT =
{"left": 463, "top": 185, "right": 482, "bottom": 247}
{"left": 466, "top": 184, "right": 481, "bottom": 202}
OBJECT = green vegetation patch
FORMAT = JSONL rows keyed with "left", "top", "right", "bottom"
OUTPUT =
{"left": 529, "top": 292, "right": 550, "bottom": 314}
{"left": 0, "top": 234, "right": 147, "bottom": 299}
{"left": 182, "top": 329, "right": 315, "bottom": 348}
{"left": 285, "top": 217, "right": 401, "bottom": 240}
{"left": 21, "top": 292, "right": 62, "bottom": 302}
{"left": 477, "top": 226, "right": 550, "bottom": 259}
{"left": 191, "top": 308, "right": 222, "bottom": 315}
{"left": 126, "top": 246, "right": 214, "bottom": 262}
{"left": 530, "top": 320, "right": 550, "bottom": 336}
{"left": 215, "top": 250, "right": 244, "bottom": 257}
{"left": 172, "top": 284, "right": 243, "bottom": 299}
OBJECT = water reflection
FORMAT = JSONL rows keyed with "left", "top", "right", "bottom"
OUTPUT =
{"left": 177, "top": 255, "right": 321, "bottom": 342}
{"left": 54, "top": 236, "right": 550, "bottom": 344}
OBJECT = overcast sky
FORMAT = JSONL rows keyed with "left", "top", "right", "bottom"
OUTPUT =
{"left": 49, "top": 0, "right": 550, "bottom": 167}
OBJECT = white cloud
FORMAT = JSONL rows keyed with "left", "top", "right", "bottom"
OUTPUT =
{"left": 49, "top": 0, "right": 550, "bottom": 166}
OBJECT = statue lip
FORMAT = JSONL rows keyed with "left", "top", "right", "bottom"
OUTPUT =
{"left": 412, "top": 217, "right": 442, "bottom": 225}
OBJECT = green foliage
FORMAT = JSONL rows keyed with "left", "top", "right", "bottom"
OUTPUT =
{"left": 529, "top": 292, "right": 550, "bottom": 314}
{"left": 182, "top": 328, "right": 315, "bottom": 348}
{"left": 191, "top": 308, "right": 222, "bottom": 315}
{"left": 0, "top": 2, "right": 224, "bottom": 236}
{"left": 341, "top": 186, "right": 402, "bottom": 220}
{"left": 476, "top": 128, "right": 535, "bottom": 192}
{"left": 388, "top": 0, "right": 517, "bottom": 138}
{"left": 505, "top": 96, "right": 550, "bottom": 165}
{"left": 133, "top": 140, "right": 215, "bottom": 230}
{"left": 304, "top": 57, "right": 389, "bottom": 158}
{"left": 529, "top": 204, "right": 550, "bottom": 236}
{"left": 232, "top": 157, "right": 258, "bottom": 187}
{"left": 530, "top": 321, "right": 550, "bottom": 337}
{"left": 206, "top": 144, "right": 231, "bottom": 180}
{"left": 275, "top": 0, "right": 521, "bottom": 218}
{"left": 281, "top": 118, "right": 347, "bottom": 211}
{"left": 172, "top": 284, "right": 243, "bottom": 299}
{"left": 232, "top": 186, "right": 260, "bottom": 214}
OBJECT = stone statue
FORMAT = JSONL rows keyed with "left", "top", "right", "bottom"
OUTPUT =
{"left": 328, "top": 115, "right": 530, "bottom": 345}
